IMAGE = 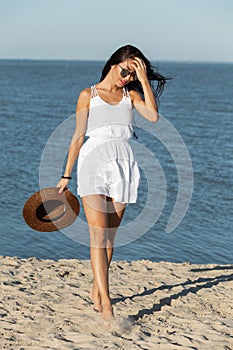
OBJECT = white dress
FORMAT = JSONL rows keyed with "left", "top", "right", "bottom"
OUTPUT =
{"left": 77, "top": 85, "right": 140, "bottom": 203}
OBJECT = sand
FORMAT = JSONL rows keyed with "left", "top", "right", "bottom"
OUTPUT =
{"left": 0, "top": 256, "right": 232, "bottom": 350}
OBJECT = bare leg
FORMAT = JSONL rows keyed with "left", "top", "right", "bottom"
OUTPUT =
{"left": 91, "top": 198, "right": 126, "bottom": 311}
{"left": 106, "top": 197, "right": 126, "bottom": 266}
{"left": 82, "top": 195, "right": 112, "bottom": 319}
{"left": 82, "top": 195, "right": 126, "bottom": 319}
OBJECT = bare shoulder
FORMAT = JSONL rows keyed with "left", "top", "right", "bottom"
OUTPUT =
{"left": 129, "top": 89, "right": 143, "bottom": 103}
{"left": 129, "top": 89, "right": 142, "bottom": 100}
{"left": 76, "top": 87, "right": 91, "bottom": 109}
{"left": 79, "top": 87, "right": 91, "bottom": 100}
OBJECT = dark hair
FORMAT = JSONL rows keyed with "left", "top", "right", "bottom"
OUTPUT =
{"left": 100, "top": 44, "right": 171, "bottom": 102}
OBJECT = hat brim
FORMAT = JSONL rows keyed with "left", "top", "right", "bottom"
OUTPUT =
{"left": 23, "top": 187, "right": 80, "bottom": 232}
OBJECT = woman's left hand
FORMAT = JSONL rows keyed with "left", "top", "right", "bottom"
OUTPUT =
{"left": 130, "top": 57, "right": 148, "bottom": 83}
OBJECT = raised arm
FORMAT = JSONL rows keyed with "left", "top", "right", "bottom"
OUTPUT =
{"left": 57, "top": 88, "right": 90, "bottom": 193}
{"left": 129, "top": 57, "right": 159, "bottom": 122}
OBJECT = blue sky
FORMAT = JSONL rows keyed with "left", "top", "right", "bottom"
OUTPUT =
{"left": 0, "top": 0, "right": 232, "bottom": 62}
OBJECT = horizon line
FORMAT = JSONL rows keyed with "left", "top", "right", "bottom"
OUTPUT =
{"left": 0, "top": 57, "right": 233, "bottom": 64}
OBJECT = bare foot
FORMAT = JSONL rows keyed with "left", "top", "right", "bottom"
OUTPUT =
{"left": 101, "top": 300, "right": 114, "bottom": 321}
{"left": 90, "top": 282, "right": 102, "bottom": 313}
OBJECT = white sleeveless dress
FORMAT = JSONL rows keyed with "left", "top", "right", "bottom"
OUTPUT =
{"left": 77, "top": 85, "right": 140, "bottom": 203}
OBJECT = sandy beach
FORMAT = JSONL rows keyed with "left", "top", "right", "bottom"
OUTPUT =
{"left": 0, "top": 256, "right": 232, "bottom": 350}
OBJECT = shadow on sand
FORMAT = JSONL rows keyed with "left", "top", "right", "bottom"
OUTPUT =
{"left": 111, "top": 265, "right": 233, "bottom": 322}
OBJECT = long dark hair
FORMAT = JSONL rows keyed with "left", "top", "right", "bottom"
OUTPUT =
{"left": 100, "top": 44, "right": 171, "bottom": 102}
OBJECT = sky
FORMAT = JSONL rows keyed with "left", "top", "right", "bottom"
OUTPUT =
{"left": 0, "top": 0, "right": 232, "bottom": 62}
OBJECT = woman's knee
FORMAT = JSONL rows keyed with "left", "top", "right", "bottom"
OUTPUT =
{"left": 89, "top": 226, "right": 108, "bottom": 248}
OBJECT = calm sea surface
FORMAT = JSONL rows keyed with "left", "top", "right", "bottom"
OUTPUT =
{"left": 0, "top": 59, "right": 232, "bottom": 264}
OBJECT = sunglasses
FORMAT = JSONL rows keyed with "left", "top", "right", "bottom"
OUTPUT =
{"left": 118, "top": 64, "right": 137, "bottom": 81}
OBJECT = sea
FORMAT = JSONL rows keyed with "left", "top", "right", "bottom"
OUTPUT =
{"left": 0, "top": 59, "right": 232, "bottom": 264}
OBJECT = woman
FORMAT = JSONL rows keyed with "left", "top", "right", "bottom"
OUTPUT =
{"left": 57, "top": 44, "right": 168, "bottom": 320}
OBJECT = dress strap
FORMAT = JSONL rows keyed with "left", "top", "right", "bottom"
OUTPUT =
{"left": 123, "top": 86, "right": 130, "bottom": 98}
{"left": 91, "top": 85, "right": 98, "bottom": 98}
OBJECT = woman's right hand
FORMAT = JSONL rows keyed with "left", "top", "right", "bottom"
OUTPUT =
{"left": 57, "top": 178, "right": 70, "bottom": 194}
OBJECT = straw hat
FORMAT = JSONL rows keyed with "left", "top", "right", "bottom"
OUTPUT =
{"left": 23, "top": 187, "right": 80, "bottom": 232}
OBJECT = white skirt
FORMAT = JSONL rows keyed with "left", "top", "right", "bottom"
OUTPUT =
{"left": 77, "top": 137, "right": 140, "bottom": 203}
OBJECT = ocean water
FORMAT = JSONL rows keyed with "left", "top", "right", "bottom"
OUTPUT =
{"left": 0, "top": 59, "right": 232, "bottom": 264}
